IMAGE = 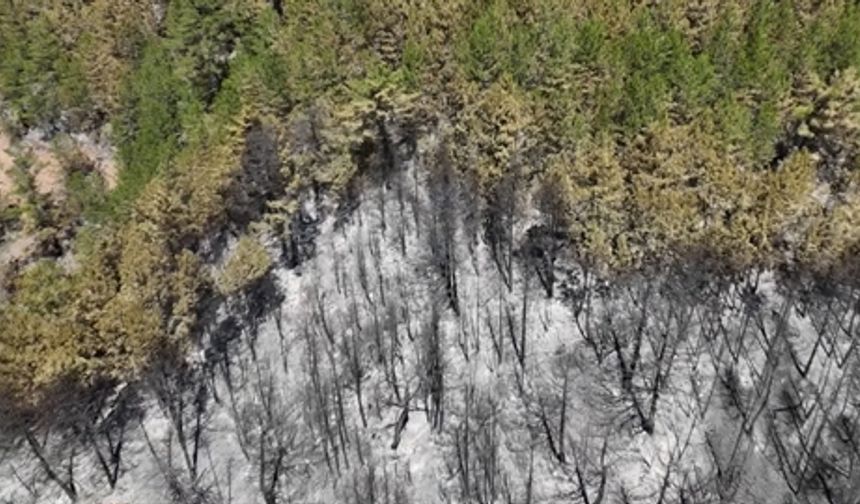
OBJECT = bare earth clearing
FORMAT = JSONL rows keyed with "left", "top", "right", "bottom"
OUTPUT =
{"left": 0, "top": 130, "right": 118, "bottom": 201}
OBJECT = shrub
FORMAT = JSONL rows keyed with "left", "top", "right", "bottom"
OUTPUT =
{"left": 216, "top": 236, "right": 273, "bottom": 296}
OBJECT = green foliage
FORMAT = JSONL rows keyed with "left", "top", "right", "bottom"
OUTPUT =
{"left": 459, "top": 1, "right": 511, "bottom": 84}
{"left": 826, "top": 4, "right": 860, "bottom": 73}
{"left": 400, "top": 39, "right": 427, "bottom": 89}
{"left": 111, "top": 43, "right": 192, "bottom": 216}
{"left": 732, "top": 0, "right": 792, "bottom": 93}
{"left": 164, "top": 0, "right": 260, "bottom": 104}
{"left": 572, "top": 19, "right": 607, "bottom": 65}
{"left": 0, "top": 201, "right": 21, "bottom": 237}
{"left": 0, "top": 5, "right": 90, "bottom": 130}
{"left": 805, "top": 3, "right": 860, "bottom": 76}
{"left": 65, "top": 171, "right": 108, "bottom": 223}
{"left": 9, "top": 153, "right": 48, "bottom": 233}
{"left": 5, "top": 0, "right": 860, "bottom": 416}
{"left": 12, "top": 260, "right": 71, "bottom": 315}
{"left": 674, "top": 52, "right": 718, "bottom": 112}
{"left": 216, "top": 236, "right": 272, "bottom": 295}
{"left": 607, "top": 16, "right": 700, "bottom": 132}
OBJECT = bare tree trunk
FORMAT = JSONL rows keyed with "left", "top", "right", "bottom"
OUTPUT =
{"left": 24, "top": 429, "right": 77, "bottom": 502}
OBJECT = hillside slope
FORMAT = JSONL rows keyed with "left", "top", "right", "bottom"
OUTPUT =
{"left": 2, "top": 1, "right": 860, "bottom": 503}
{"left": 2, "top": 121, "right": 855, "bottom": 504}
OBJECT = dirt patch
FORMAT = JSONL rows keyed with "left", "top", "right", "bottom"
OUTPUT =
{"left": 0, "top": 232, "right": 35, "bottom": 263}
{"left": 0, "top": 133, "right": 15, "bottom": 200}
{"left": 0, "top": 232, "right": 36, "bottom": 301}
{"left": 0, "top": 131, "right": 63, "bottom": 200}
{"left": 73, "top": 133, "right": 118, "bottom": 190}
{"left": 0, "top": 131, "right": 119, "bottom": 201}
{"left": 31, "top": 145, "right": 66, "bottom": 198}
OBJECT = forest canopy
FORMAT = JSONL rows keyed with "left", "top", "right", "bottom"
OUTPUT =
{"left": 1, "top": 0, "right": 860, "bottom": 425}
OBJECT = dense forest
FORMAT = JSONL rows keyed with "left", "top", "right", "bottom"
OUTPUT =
{"left": 1, "top": 1, "right": 860, "bottom": 502}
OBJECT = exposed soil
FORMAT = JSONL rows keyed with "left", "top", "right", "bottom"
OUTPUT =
{"left": 73, "top": 132, "right": 118, "bottom": 190}
{"left": 31, "top": 142, "right": 66, "bottom": 198}
{"left": 0, "top": 131, "right": 118, "bottom": 201}
{"left": 0, "top": 133, "right": 14, "bottom": 201}
{"left": 0, "top": 232, "right": 36, "bottom": 301}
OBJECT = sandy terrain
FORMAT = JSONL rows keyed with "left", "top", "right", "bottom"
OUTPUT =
{"left": 0, "top": 133, "right": 14, "bottom": 200}
{"left": 0, "top": 131, "right": 64, "bottom": 199}
{"left": 0, "top": 232, "right": 35, "bottom": 266}
{"left": 31, "top": 141, "right": 66, "bottom": 198}
{"left": 0, "top": 130, "right": 118, "bottom": 202}
{"left": 0, "top": 130, "right": 117, "bottom": 290}
{"left": 72, "top": 132, "right": 118, "bottom": 190}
